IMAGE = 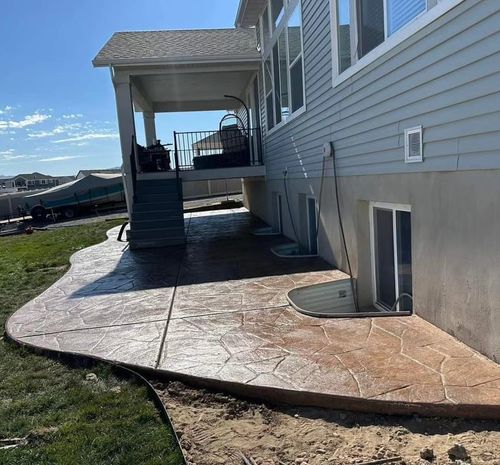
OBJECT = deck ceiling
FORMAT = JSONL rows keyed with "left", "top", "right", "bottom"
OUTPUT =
{"left": 131, "top": 65, "right": 258, "bottom": 113}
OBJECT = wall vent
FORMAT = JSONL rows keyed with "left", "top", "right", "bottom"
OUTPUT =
{"left": 404, "top": 126, "right": 423, "bottom": 163}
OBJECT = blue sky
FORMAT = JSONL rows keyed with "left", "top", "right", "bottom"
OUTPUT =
{"left": 0, "top": 0, "right": 240, "bottom": 177}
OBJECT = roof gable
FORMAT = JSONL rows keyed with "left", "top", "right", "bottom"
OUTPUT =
{"left": 93, "top": 28, "right": 258, "bottom": 67}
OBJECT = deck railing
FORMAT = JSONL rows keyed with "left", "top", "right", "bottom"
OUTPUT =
{"left": 173, "top": 127, "right": 263, "bottom": 172}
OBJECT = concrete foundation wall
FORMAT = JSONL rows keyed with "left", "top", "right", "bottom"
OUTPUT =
{"left": 183, "top": 179, "right": 242, "bottom": 200}
{"left": 247, "top": 170, "right": 500, "bottom": 362}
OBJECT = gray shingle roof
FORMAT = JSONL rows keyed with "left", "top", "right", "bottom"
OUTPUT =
{"left": 93, "top": 28, "right": 259, "bottom": 67}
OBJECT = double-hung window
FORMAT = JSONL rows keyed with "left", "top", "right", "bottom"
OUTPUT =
{"left": 332, "top": 0, "right": 455, "bottom": 83}
{"left": 260, "top": 0, "right": 305, "bottom": 132}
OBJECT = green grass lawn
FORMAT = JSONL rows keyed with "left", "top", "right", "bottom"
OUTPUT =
{"left": 0, "top": 220, "right": 183, "bottom": 465}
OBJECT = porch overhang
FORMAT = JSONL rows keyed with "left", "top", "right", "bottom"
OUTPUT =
{"left": 127, "top": 62, "right": 260, "bottom": 113}
{"left": 93, "top": 28, "right": 261, "bottom": 112}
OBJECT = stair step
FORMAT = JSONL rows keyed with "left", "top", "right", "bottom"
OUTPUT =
{"left": 133, "top": 201, "right": 183, "bottom": 213}
{"left": 130, "top": 218, "right": 185, "bottom": 231}
{"left": 127, "top": 226, "right": 186, "bottom": 241}
{"left": 131, "top": 210, "right": 184, "bottom": 222}
{"left": 136, "top": 193, "right": 181, "bottom": 204}
{"left": 129, "top": 236, "right": 186, "bottom": 250}
{"left": 136, "top": 180, "right": 180, "bottom": 195}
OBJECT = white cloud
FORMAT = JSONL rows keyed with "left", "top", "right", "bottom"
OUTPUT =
{"left": 0, "top": 152, "right": 38, "bottom": 161}
{"left": 0, "top": 113, "right": 51, "bottom": 130}
{"left": 39, "top": 155, "right": 82, "bottom": 162}
{"left": 62, "top": 113, "right": 83, "bottom": 119}
{"left": 0, "top": 105, "right": 14, "bottom": 115}
{"left": 53, "top": 132, "right": 118, "bottom": 144}
{"left": 27, "top": 123, "right": 82, "bottom": 139}
{"left": 0, "top": 149, "right": 15, "bottom": 155}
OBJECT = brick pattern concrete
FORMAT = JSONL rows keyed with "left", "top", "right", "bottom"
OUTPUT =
{"left": 7, "top": 209, "right": 500, "bottom": 418}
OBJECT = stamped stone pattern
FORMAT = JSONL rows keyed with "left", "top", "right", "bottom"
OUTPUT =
{"left": 7, "top": 208, "right": 500, "bottom": 417}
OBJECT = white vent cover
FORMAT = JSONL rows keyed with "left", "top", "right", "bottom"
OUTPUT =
{"left": 404, "top": 126, "right": 423, "bottom": 163}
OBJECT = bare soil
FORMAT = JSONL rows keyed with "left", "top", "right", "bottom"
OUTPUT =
{"left": 154, "top": 381, "right": 500, "bottom": 465}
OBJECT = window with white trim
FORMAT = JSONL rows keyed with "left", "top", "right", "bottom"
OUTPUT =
{"left": 260, "top": 0, "right": 305, "bottom": 131}
{"left": 333, "top": 0, "right": 433, "bottom": 77}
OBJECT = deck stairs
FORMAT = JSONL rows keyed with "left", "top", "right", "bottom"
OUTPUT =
{"left": 127, "top": 178, "right": 185, "bottom": 249}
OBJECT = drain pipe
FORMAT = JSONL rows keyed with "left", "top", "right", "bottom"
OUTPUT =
{"left": 324, "top": 142, "right": 360, "bottom": 313}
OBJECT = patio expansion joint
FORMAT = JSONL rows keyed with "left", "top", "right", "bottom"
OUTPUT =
{"left": 17, "top": 316, "right": 173, "bottom": 340}
{"left": 171, "top": 304, "right": 290, "bottom": 321}
{"left": 154, "top": 213, "right": 193, "bottom": 369}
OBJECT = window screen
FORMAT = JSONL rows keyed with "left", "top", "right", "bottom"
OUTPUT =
{"left": 290, "top": 58, "right": 304, "bottom": 112}
{"left": 387, "top": 0, "right": 426, "bottom": 35}
{"left": 357, "top": 0, "right": 385, "bottom": 58}
{"left": 271, "top": 0, "right": 285, "bottom": 30}
{"left": 278, "top": 31, "right": 289, "bottom": 119}
{"left": 337, "top": 0, "right": 352, "bottom": 73}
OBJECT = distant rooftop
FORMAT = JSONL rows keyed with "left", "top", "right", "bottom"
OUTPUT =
{"left": 77, "top": 169, "right": 121, "bottom": 178}
{"left": 16, "top": 172, "right": 54, "bottom": 180}
{"left": 93, "top": 28, "right": 259, "bottom": 67}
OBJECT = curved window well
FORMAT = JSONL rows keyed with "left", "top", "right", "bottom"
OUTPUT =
{"left": 260, "top": 0, "right": 305, "bottom": 132}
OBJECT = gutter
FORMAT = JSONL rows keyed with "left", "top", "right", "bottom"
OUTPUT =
{"left": 92, "top": 54, "right": 261, "bottom": 68}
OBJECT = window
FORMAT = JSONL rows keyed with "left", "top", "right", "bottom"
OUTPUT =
{"left": 288, "top": 6, "right": 304, "bottom": 113}
{"left": 371, "top": 203, "right": 413, "bottom": 312}
{"left": 357, "top": 0, "right": 385, "bottom": 58}
{"left": 260, "top": 0, "right": 305, "bottom": 131}
{"left": 387, "top": 0, "right": 426, "bottom": 35}
{"left": 306, "top": 196, "right": 318, "bottom": 255}
{"left": 278, "top": 31, "right": 289, "bottom": 119}
{"left": 271, "top": 0, "right": 285, "bottom": 30}
{"left": 333, "top": 0, "right": 437, "bottom": 78}
{"left": 336, "top": 0, "right": 351, "bottom": 73}
{"left": 264, "top": 56, "right": 274, "bottom": 130}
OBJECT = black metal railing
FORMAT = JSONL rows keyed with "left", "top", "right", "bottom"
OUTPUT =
{"left": 130, "top": 136, "right": 138, "bottom": 201}
{"left": 173, "top": 127, "right": 263, "bottom": 171}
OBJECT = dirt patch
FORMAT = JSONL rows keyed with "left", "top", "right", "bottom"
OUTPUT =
{"left": 154, "top": 381, "right": 500, "bottom": 465}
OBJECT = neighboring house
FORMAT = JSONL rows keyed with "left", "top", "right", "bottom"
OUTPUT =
{"left": 94, "top": 0, "right": 500, "bottom": 362}
{"left": 76, "top": 169, "right": 122, "bottom": 180}
{"left": 0, "top": 176, "right": 15, "bottom": 190}
{"left": 12, "top": 173, "right": 74, "bottom": 191}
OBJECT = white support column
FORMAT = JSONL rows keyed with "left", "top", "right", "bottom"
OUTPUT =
{"left": 143, "top": 111, "right": 157, "bottom": 146}
{"left": 113, "top": 74, "right": 136, "bottom": 214}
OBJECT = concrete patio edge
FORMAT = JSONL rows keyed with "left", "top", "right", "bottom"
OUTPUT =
{"left": 4, "top": 215, "right": 500, "bottom": 420}
{"left": 6, "top": 320, "right": 500, "bottom": 420}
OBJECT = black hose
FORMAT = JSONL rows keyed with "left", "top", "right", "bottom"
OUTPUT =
{"left": 117, "top": 221, "right": 129, "bottom": 242}
{"left": 3, "top": 331, "right": 187, "bottom": 464}
{"left": 331, "top": 150, "right": 360, "bottom": 312}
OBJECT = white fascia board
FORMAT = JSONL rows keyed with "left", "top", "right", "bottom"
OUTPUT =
{"left": 93, "top": 54, "right": 261, "bottom": 68}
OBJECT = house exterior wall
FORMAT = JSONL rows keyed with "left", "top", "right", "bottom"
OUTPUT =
{"left": 243, "top": 0, "right": 500, "bottom": 360}
{"left": 260, "top": 0, "right": 500, "bottom": 179}
{"left": 245, "top": 170, "right": 500, "bottom": 362}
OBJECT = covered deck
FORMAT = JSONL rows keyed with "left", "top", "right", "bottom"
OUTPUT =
{"left": 93, "top": 28, "right": 265, "bottom": 206}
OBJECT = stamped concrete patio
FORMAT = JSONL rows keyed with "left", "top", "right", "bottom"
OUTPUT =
{"left": 6, "top": 208, "right": 500, "bottom": 419}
